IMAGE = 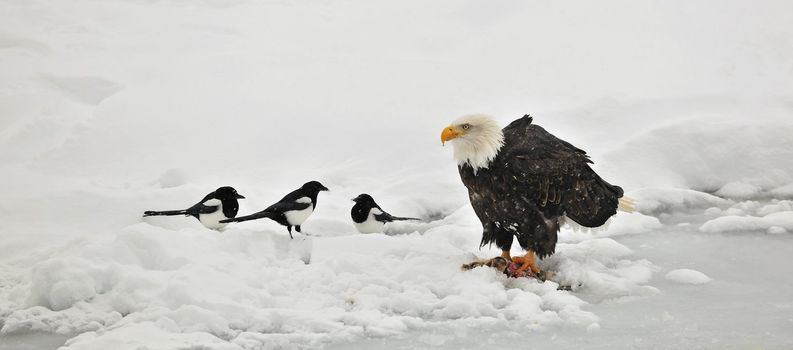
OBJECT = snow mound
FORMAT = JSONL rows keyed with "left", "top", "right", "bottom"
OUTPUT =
{"left": 602, "top": 118, "right": 793, "bottom": 195}
{"left": 664, "top": 269, "right": 711, "bottom": 285}
{"left": 715, "top": 182, "right": 764, "bottom": 200}
{"left": 0, "top": 218, "right": 658, "bottom": 349}
{"left": 156, "top": 168, "right": 189, "bottom": 189}
{"left": 757, "top": 200, "right": 793, "bottom": 216}
{"left": 544, "top": 239, "right": 659, "bottom": 300}
{"left": 41, "top": 75, "right": 123, "bottom": 105}
{"left": 62, "top": 322, "right": 240, "bottom": 350}
{"left": 699, "top": 211, "right": 793, "bottom": 233}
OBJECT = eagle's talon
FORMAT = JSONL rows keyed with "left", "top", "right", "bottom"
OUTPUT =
{"left": 510, "top": 252, "right": 541, "bottom": 275}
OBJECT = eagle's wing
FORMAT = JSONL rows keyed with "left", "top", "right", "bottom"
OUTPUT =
{"left": 500, "top": 116, "right": 622, "bottom": 227}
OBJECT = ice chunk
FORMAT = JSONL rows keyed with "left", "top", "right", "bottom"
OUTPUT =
{"left": 665, "top": 269, "right": 711, "bottom": 285}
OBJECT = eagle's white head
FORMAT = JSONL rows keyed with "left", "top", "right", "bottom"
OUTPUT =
{"left": 440, "top": 114, "right": 505, "bottom": 172}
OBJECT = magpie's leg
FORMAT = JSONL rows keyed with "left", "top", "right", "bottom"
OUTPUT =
{"left": 287, "top": 226, "right": 293, "bottom": 239}
{"left": 295, "top": 225, "right": 310, "bottom": 236}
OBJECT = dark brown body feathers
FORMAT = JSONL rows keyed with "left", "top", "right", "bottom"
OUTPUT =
{"left": 459, "top": 115, "right": 623, "bottom": 257}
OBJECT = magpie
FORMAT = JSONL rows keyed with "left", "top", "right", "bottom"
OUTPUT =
{"left": 350, "top": 193, "right": 420, "bottom": 234}
{"left": 143, "top": 186, "right": 245, "bottom": 230}
{"left": 220, "top": 180, "right": 329, "bottom": 238}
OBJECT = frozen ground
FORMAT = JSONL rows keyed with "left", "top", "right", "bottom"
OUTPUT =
{"left": 2, "top": 0, "right": 793, "bottom": 349}
{"left": 330, "top": 228, "right": 793, "bottom": 350}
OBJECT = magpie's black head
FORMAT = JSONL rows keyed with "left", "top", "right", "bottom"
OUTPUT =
{"left": 352, "top": 193, "right": 376, "bottom": 205}
{"left": 302, "top": 181, "right": 329, "bottom": 193}
{"left": 214, "top": 186, "right": 245, "bottom": 200}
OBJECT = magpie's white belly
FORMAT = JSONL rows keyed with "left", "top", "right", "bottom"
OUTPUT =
{"left": 285, "top": 205, "right": 314, "bottom": 226}
{"left": 354, "top": 208, "right": 385, "bottom": 234}
{"left": 198, "top": 199, "right": 228, "bottom": 230}
{"left": 199, "top": 212, "right": 228, "bottom": 230}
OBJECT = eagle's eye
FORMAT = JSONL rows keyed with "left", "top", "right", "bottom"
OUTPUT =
{"left": 462, "top": 124, "right": 471, "bottom": 130}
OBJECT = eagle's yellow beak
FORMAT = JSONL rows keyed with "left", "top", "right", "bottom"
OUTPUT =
{"left": 441, "top": 125, "right": 460, "bottom": 146}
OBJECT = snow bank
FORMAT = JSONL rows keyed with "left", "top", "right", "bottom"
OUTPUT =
{"left": 664, "top": 269, "right": 711, "bottom": 285}
{"left": 0, "top": 215, "right": 659, "bottom": 349}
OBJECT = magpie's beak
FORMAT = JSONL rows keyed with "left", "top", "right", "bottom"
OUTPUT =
{"left": 235, "top": 194, "right": 246, "bottom": 199}
{"left": 320, "top": 186, "right": 329, "bottom": 192}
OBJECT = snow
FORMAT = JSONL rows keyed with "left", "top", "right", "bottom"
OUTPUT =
{"left": 598, "top": 118, "right": 793, "bottom": 193}
{"left": 699, "top": 199, "right": 793, "bottom": 233}
{"left": 771, "top": 183, "right": 793, "bottom": 198}
{"left": 2, "top": 0, "right": 793, "bottom": 349}
{"left": 3, "top": 214, "right": 656, "bottom": 348}
{"left": 715, "top": 182, "right": 764, "bottom": 200}
{"left": 63, "top": 322, "right": 241, "bottom": 350}
{"left": 700, "top": 211, "right": 793, "bottom": 233}
{"left": 626, "top": 188, "right": 728, "bottom": 215}
{"left": 664, "top": 269, "right": 712, "bottom": 285}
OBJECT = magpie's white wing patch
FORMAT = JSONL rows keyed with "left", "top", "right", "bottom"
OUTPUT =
{"left": 202, "top": 199, "right": 222, "bottom": 206}
{"left": 284, "top": 197, "right": 314, "bottom": 226}
{"left": 354, "top": 207, "right": 386, "bottom": 234}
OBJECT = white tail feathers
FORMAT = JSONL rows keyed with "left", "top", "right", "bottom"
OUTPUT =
{"left": 618, "top": 197, "right": 636, "bottom": 213}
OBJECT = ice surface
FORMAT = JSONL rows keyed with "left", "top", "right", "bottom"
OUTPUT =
{"left": 1, "top": 0, "right": 793, "bottom": 349}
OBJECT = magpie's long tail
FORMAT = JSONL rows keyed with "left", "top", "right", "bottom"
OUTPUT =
{"left": 219, "top": 211, "right": 273, "bottom": 224}
{"left": 143, "top": 209, "right": 188, "bottom": 217}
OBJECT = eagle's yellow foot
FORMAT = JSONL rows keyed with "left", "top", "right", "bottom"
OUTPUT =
{"left": 511, "top": 252, "right": 540, "bottom": 275}
{"left": 500, "top": 250, "right": 512, "bottom": 260}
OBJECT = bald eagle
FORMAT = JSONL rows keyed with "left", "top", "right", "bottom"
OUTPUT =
{"left": 441, "top": 114, "right": 633, "bottom": 275}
